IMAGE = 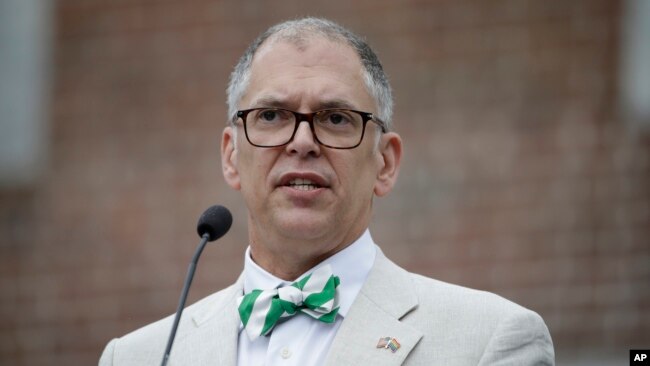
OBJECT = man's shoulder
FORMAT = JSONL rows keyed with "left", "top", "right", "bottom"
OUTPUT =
{"left": 408, "top": 271, "right": 533, "bottom": 317}
{"left": 376, "top": 256, "right": 554, "bottom": 364}
{"left": 374, "top": 252, "right": 536, "bottom": 318}
{"left": 123, "top": 282, "right": 237, "bottom": 340}
{"left": 99, "top": 280, "right": 241, "bottom": 366}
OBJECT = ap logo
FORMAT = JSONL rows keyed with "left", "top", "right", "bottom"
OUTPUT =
{"left": 631, "top": 350, "right": 649, "bottom": 365}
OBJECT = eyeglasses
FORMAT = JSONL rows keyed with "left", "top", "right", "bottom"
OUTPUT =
{"left": 233, "top": 108, "right": 386, "bottom": 149}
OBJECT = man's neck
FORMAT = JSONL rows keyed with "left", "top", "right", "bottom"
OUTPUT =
{"left": 248, "top": 248, "right": 333, "bottom": 281}
{"left": 248, "top": 227, "right": 366, "bottom": 281}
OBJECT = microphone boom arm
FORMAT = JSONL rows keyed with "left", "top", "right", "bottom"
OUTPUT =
{"left": 160, "top": 232, "right": 211, "bottom": 366}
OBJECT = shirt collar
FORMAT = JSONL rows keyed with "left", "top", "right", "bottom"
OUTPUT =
{"left": 242, "top": 229, "right": 376, "bottom": 318}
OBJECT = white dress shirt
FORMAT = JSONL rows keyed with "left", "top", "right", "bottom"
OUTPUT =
{"left": 236, "top": 230, "right": 377, "bottom": 366}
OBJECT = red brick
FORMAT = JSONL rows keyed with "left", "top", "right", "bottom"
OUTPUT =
{"left": 2, "top": 0, "right": 649, "bottom": 364}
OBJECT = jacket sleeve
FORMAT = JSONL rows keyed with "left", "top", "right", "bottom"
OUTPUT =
{"left": 477, "top": 309, "right": 555, "bottom": 366}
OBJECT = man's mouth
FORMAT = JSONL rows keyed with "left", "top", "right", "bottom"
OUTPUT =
{"left": 287, "top": 178, "right": 322, "bottom": 191}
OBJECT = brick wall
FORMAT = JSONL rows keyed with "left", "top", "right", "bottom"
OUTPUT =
{"left": 1, "top": 0, "right": 648, "bottom": 365}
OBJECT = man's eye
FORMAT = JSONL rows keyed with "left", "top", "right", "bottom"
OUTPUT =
{"left": 328, "top": 114, "right": 346, "bottom": 124}
{"left": 322, "top": 112, "right": 352, "bottom": 125}
{"left": 260, "top": 110, "right": 277, "bottom": 121}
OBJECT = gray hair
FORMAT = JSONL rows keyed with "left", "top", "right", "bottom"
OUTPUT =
{"left": 226, "top": 17, "right": 394, "bottom": 131}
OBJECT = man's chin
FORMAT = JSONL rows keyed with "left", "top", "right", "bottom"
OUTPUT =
{"left": 273, "top": 211, "right": 333, "bottom": 240}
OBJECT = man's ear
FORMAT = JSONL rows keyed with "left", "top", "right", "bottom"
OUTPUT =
{"left": 374, "top": 132, "right": 402, "bottom": 197}
{"left": 221, "top": 126, "right": 241, "bottom": 190}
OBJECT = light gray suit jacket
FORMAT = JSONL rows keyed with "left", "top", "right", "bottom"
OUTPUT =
{"left": 99, "top": 251, "right": 554, "bottom": 365}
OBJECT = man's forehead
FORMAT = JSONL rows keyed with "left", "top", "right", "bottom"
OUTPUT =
{"left": 242, "top": 35, "right": 373, "bottom": 111}
{"left": 249, "top": 94, "right": 359, "bottom": 110}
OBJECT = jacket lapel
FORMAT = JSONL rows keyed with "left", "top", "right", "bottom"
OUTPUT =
{"left": 168, "top": 275, "right": 244, "bottom": 366}
{"left": 325, "top": 251, "right": 423, "bottom": 366}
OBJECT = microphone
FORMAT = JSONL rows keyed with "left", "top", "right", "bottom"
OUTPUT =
{"left": 197, "top": 204, "right": 232, "bottom": 241}
{"left": 161, "top": 205, "right": 233, "bottom": 366}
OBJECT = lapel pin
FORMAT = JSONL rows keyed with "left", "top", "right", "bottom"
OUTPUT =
{"left": 377, "top": 336, "right": 401, "bottom": 353}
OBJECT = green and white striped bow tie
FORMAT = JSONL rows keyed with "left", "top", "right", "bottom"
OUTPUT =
{"left": 238, "top": 264, "right": 341, "bottom": 341}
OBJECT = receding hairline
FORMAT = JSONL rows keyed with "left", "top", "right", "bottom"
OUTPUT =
{"left": 252, "top": 32, "right": 363, "bottom": 66}
{"left": 261, "top": 24, "right": 352, "bottom": 51}
{"left": 252, "top": 31, "right": 354, "bottom": 58}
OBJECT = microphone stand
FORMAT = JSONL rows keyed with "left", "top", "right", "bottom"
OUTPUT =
{"left": 160, "top": 232, "right": 211, "bottom": 366}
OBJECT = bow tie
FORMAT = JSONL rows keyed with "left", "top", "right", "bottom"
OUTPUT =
{"left": 238, "top": 264, "right": 341, "bottom": 341}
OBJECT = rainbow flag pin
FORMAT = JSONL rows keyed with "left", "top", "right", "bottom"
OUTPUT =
{"left": 377, "top": 336, "right": 401, "bottom": 353}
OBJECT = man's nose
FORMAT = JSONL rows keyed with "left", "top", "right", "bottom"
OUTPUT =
{"left": 286, "top": 120, "right": 321, "bottom": 157}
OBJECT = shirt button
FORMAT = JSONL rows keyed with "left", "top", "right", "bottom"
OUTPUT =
{"left": 281, "top": 347, "right": 292, "bottom": 359}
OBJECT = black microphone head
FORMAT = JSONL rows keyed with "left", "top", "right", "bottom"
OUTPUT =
{"left": 197, "top": 205, "right": 232, "bottom": 241}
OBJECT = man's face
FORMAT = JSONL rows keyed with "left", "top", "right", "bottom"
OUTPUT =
{"left": 222, "top": 36, "right": 401, "bottom": 261}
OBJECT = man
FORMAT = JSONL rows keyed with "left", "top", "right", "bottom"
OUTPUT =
{"left": 100, "top": 18, "right": 554, "bottom": 365}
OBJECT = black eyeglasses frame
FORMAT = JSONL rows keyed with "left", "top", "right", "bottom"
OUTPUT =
{"left": 233, "top": 107, "right": 387, "bottom": 150}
